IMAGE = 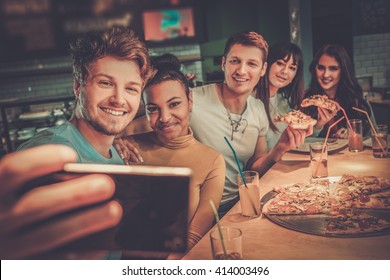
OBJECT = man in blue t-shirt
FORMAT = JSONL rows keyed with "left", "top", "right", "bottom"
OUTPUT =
{"left": 15, "top": 26, "right": 152, "bottom": 259}
{"left": 19, "top": 26, "right": 152, "bottom": 165}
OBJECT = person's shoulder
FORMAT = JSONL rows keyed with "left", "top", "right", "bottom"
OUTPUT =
{"left": 192, "top": 137, "right": 221, "bottom": 156}
{"left": 17, "top": 126, "right": 73, "bottom": 151}
{"left": 192, "top": 83, "right": 216, "bottom": 95}
{"left": 248, "top": 94, "right": 266, "bottom": 110}
{"left": 131, "top": 131, "right": 154, "bottom": 142}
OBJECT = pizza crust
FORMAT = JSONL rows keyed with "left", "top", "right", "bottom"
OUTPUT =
{"left": 301, "top": 94, "right": 339, "bottom": 112}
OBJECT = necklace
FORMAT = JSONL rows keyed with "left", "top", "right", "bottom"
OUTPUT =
{"left": 220, "top": 83, "right": 248, "bottom": 141}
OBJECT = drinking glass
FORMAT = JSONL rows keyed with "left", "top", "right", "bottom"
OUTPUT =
{"left": 237, "top": 171, "right": 260, "bottom": 218}
{"left": 310, "top": 142, "right": 328, "bottom": 178}
{"left": 210, "top": 227, "right": 242, "bottom": 260}
{"left": 371, "top": 124, "right": 388, "bottom": 158}
{"left": 348, "top": 119, "right": 363, "bottom": 152}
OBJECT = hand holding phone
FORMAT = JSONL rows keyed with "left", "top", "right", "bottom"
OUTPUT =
{"left": 0, "top": 145, "right": 122, "bottom": 260}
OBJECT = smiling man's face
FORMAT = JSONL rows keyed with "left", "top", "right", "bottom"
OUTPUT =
{"left": 222, "top": 44, "right": 266, "bottom": 96}
{"left": 74, "top": 55, "right": 143, "bottom": 136}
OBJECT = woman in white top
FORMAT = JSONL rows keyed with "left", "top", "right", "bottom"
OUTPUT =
{"left": 256, "top": 42, "right": 305, "bottom": 150}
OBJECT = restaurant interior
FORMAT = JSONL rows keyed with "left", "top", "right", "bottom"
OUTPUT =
{"left": 0, "top": 0, "right": 389, "bottom": 260}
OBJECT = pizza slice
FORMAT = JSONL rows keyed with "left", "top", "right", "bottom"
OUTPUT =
{"left": 264, "top": 189, "right": 330, "bottom": 215}
{"left": 333, "top": 174, "right": 390, "bottom": 201}
{"left": 344, "top": 189, "right": 390, "bottom": 210}
{"left": 273, "top": 179, "right": 330, "bottom": 194}
{"left": 273, "top": 110, "right": 317, "bottom": 130}
{"left": 325, "top": 208, "right": 390, "bottom": 235}
{"left": 301, "top": 94, "right": 339, "bottom": 113}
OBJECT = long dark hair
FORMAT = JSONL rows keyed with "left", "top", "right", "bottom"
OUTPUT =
{"left": 304, "top": 44, "right": 372, "bottom": 136}
{"left": 256, "top": 42, "right": 304, "bottom": 131}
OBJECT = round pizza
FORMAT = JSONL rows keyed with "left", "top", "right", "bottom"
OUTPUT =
{"left": 273, "top": 110, "right": 317, "bottom": 130}
{"left": 300, "top": 94, "right": 339, "bottom": 113}
{"left": 263, "top": 175, "right": 390, "bottom": 235}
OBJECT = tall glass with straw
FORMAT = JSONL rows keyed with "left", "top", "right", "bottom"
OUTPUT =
{"left": 209, "top": 200, "right": 242, "bottom": 260}
{"left": 224, "top": 137, "right": 261, "bottom": 218}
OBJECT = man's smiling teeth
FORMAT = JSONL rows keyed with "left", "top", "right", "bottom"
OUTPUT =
{"left": 102, "top": 108, "right": 125, "bottom": 116}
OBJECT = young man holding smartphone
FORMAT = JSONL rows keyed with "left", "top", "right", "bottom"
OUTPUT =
{"left": 3, "top": 26, "right": 152, "bottom": 259}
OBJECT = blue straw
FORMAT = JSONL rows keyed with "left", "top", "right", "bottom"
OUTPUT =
{"left": 224, "top": 136, "right": 247, "bottom": 188}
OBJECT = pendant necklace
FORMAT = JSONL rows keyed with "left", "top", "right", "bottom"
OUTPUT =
{"left": 220, "top": 83, "right": 248, "bottom": 141}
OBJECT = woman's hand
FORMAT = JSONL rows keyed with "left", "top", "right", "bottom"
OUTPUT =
{"left": 277, "top": 125, "right": 314, "bottom": 152}
{"left": 315, "top": 106, "right": 339, "bottom": 130}
{"left": 0, "top": 145, "right": 123, "bottom": 259}
{"left": 113, "top": 137, "right": 143, "bottom": 165}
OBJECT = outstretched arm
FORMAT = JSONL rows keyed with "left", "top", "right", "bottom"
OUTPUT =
{"left": 0, "top": 145, "right": 122, "bottom": 259}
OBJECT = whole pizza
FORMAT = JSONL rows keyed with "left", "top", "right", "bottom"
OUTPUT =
{"left": 263, "top": 174, "right": 390, "bottom": 235}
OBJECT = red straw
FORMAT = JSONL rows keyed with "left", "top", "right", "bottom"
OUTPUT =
{"left": 339, "top": 107, "right": 353, "bottom": 132}
{"left": 313, "top": 116, "right": 345, "bottom": 177}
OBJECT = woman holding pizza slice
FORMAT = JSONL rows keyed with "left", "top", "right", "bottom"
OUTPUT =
{"left": 256, "top": 42, "right": 306, "bottom": 150}
{"left": 302, "top": 44, "right": 375, "bottom": 138}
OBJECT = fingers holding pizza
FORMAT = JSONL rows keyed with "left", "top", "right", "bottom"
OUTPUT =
{"left": 300, "top": 94, "right": 342, "bottom": 130}
{"left": 273, "top": 110, "right": 315, "bottom": 151}
{"left": 315, "top": 107, "right": 337, "bottom": 130}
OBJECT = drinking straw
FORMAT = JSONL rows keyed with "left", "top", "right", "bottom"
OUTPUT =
{"left": 313, "top": 116, "right": 345, "bottom": 177}
{"left": 339, "top": 107, "right": 354, "bottom": 132}
{"left": 209, "top": 200, "right": 228, "bottom": 259}
{"left": 352, "top": 107, "right": 386, "bottom": 154}
{"left": 224, "top": 136, "right": 247, "bottom": 188}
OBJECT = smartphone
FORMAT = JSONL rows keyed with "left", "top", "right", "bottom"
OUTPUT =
{"left": 22, "top": 163, "right": 192, "bottom": 254}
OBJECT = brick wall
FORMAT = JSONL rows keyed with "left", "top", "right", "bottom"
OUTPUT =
{"left": 353, "top": 33, "right": 390, "bottom": 87}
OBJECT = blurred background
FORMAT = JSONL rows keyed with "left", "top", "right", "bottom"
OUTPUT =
{"left": 1, "top": 0, "right": 389, "bottom": 155}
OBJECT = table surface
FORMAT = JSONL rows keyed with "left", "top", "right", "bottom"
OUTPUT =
{"left": 182, "top": 147, "right": 390, "bottom": 260}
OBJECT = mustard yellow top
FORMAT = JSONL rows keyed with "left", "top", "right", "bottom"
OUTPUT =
{"left": 124, "top": 129, "right": 225, "bottom": 250}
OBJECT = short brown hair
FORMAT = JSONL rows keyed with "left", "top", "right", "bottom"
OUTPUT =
{"left": 70, "top": 26, "right": 152, "bottom": 88}
{"left": 223, "top": 31, "right": 269, "bottom": 62}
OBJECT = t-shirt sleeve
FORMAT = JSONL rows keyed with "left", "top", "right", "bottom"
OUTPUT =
{"left": 255, "top": 99, "right": 269, "bottom": 137}
{"left": 17, "top": 134, "right": 75, "bottom": 151}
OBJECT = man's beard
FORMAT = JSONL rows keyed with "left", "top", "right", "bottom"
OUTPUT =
{"left": 77, "top": 94, "right": 132, "bottom": 136}
{"left": 86, "top": 118, "right": 123, "bottom": 136}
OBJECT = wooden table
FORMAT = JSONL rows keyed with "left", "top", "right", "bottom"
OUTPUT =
{"left": 183, "top": 147, "right": 390, "bottom": 260}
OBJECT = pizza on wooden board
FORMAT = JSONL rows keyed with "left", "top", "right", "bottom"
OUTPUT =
{"left": 273, "top": 110, "right": 317, "bottom": 130}
{"left": 300, "top": 94, "right": 339, "bottom": 113}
